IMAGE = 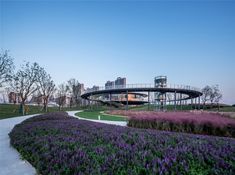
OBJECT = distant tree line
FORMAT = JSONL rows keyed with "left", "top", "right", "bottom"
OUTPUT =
{"left": 0, "top": 50, "right": 83, "bottom": 115}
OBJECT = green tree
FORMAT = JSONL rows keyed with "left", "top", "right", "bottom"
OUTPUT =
{"left": 37, "top": 67, "right": 55, "bottom": 112}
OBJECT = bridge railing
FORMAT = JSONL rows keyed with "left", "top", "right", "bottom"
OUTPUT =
{"left": 82, "top": 84, "right": 201, "bottom": 95}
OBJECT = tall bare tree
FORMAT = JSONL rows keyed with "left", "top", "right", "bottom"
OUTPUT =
{"left": 211, "top": 85, "right": 222, "bottom": 110}
{"left": 201, "top": 85, "right": 212, "bottom": 109}
{"left": 56, "top": 83, "right": 69, "bottom": 110}
{"left": 10, "top": 62, "right": 40, "bottom": 115}
{"left": 37, "top": 67, "right": 55, "bottom": 112}
{"left": 0, "top": 50, "right": 14, "bottom": 87}
{"left": 67, "top": 78, "right": 82, "bottom": 107}
{"left": 202, "top": 85, "right": 222, "bottom": 110}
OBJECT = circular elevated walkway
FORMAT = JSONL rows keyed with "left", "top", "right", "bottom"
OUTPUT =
{"left": 81, "top": 84, "right": 202, "bottom": 101}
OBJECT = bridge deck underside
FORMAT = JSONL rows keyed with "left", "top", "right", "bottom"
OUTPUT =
{"left": 81, "top": 87, "right": 202, "bottom": 101}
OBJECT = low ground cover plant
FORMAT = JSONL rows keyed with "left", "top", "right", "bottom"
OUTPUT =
{"left": 108, "top": 110, "right": 235, "bottom": 137}
{"left": 9, "top": 112, "right": 235, "bottom": 174}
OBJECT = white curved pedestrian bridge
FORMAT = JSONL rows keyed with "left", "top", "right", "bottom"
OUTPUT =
{"left": 81, "top": 84, "right": 202, "bottom": 101}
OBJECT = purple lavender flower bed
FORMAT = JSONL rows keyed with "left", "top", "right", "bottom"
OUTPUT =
{"left": 9, "top": 112, "right": 235, "bottom": 175}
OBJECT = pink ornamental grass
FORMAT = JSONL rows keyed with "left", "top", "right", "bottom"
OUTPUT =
{"left": 108, "top": 110, "right": 235, "bottom": 137}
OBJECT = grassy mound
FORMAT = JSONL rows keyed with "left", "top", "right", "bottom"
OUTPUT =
{"left": 9, "top": 112, "right": 235, "bottom": 175}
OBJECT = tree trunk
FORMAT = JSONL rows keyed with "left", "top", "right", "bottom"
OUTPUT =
{"left": 76, "top": 101, "right": 79, "bottom": 108}
{"left": 70, "top": 99, "right": 72, "bottom": 108}
{"left": 21, "top": 101, "right": 25, "bottom": 115}
{"left": 43, "top": 97, "right": 48, "bottom": 112}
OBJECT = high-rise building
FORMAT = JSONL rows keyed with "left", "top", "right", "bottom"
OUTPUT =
{"left": 105, "top": 77, "right": 126, "bottom": 89}
{"left": 105, "top": 81, "right": 115, "bottom": 89}
{"left": 8, "top": 92, "right": 21, "bottom": 104}
{"left": 115, "top": 77, "right": 126, "bottom": 87}
{"left": 79, "top": 83, "right": 85, "bottom": 94}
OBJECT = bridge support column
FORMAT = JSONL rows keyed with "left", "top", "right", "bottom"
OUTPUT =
{"left": 88, "top": 99, "right": 91, "bottom": 110}
{"left": 90, "top": 94, "right": 93, "bottom": 110}
{"left": 198, "top": 96, "right": 201, "bottom": 110}
{"left": 126, "top": 90, "right": 128, "bottom": 110}
{"left": 174, "top": 91, "right": 176, "bottom": 111}
{"left": 148, "top": 91, "right": 150, "bottom": 110}
{"left": 191, "top": 97, "right": 193, "bottom": 110}
{"left": 165, "top": 93, "right": 167, "bottom": 111}
{"left": 195, "top": 98, "right": 197, "bottom": 110}
{"left": 180, "top": 93, "right": 182, "bottom": 110}
{"left": 109, "top": 93, "right": 111, "bottom": 110}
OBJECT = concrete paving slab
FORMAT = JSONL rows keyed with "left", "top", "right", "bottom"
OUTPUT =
{"left": 0, "top": 115, "right": 37, "bottom": 175}
{"left": 0, "top": 111, "right": 127, "bottom": 175}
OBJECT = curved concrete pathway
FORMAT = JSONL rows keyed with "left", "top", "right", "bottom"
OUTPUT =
{"left": 0, "top": 111, "right": 127, "bottom": 175}
{"left": 0, "top": 114, "right": 37, "bottom": 175}
{"left": 67, "top": 111, "right": 127, "bottom": 126}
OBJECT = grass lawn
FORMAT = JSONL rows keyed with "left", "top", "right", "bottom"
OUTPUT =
{"left": 0, "top": 103, "right": 82, "bottom": 120}
{"left": 76, "top": 110, "right": 127, "bottom": 121}
{"left": 208, "top": 106, "right": 235, "bottom": 112}
{"left": 2, "top": 103, "right": 234, "bottom": 120}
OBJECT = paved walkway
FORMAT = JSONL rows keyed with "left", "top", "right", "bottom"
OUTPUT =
{"left": 0, "top": 111, "right": 127, "bottom": 175}
{"left": 0, "top": 114, "right": 37, "bottom": 175}
{"left": 67, "top": 111, "right": 127, "bottom": 126}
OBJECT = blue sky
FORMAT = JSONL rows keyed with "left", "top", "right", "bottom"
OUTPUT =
{"left": 1, "top": 1, "right": 235, "bottom": 104}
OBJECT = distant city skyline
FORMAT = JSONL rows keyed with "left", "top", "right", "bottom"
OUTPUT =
{"left": 1, "top": 1, "right": 235, "bottom": 104}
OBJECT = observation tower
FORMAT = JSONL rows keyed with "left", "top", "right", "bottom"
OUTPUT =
{"left": 154, "top": 76, "right": 167, "bottom": 111}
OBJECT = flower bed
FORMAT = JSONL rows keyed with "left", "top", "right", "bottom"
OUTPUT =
{"left": 9, "top": 112, "right": 235, "bottom": 174}
{"left": 107, "top": 110, "right": 235, "bottom": 137}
